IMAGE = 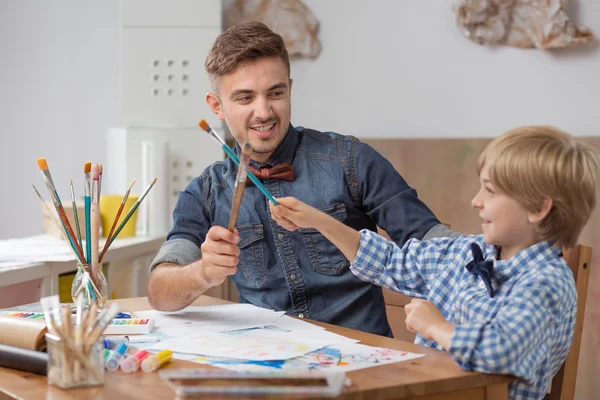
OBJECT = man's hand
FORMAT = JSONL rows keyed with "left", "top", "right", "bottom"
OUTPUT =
{"left": 198, "top": 226, "right": 240, "bottom": 287}
{"left": 270, "top": 197, "right": 325, "bottom": 231}
{"left": 405, "top": 299, "right": 454, "bottom": 349}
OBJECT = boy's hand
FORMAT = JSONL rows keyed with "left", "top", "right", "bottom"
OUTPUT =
{"left": 405, "top": 299, "right": 454, "bottom": 349}
{"left": 269, "top": 197, "right": 323, "bottom": 231}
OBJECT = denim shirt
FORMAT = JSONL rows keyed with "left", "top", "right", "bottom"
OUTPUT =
{"left": 151, "top": 124, "right": 442, "bottom": 337}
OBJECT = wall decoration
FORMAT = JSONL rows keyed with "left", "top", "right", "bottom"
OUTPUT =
{"left": 225, "top": 0, "right": 322, "bottom": 59}
{"left": 455, "top": 0, "right": 593, "bottom": 49}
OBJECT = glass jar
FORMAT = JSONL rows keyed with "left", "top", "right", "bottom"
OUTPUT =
{"left": 46, "top": 333, "right": 105, "bottom": 389}
{"left": 71, "top": 264, "right": 108, "bottom": 308}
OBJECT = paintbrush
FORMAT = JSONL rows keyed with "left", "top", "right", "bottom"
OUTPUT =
{"left": 69, "top": 179, "right": 84, "bottom": 253}
{"left": 104, "top": 178, "right": 157, "bottom": 251}
{"left": 33, "top": 185, "right": 81, "bottom": 262}
{"left": 98, "top": 179, "right": 136, "bottom": 263}
{"left": 84, "top": 162, "right": 92, "bottom": 264}
{"left": 198, "top": 119, "right": 277, "bottom": 205}
{"left": 228, "top": 142, "right": 252, "bottom": 231}
{"left": 91, "top": 164, "right": 100, "bottom": 280}
{"left": 36, "top": 158, "right": 86, "bottom": 263}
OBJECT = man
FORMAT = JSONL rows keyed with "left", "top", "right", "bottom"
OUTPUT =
{"left": 148, "top": 22, "right": 455, "bottom": 337}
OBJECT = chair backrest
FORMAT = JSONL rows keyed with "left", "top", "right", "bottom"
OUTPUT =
{"left": 546, "top": 244, "right": 592, "bottom": 400}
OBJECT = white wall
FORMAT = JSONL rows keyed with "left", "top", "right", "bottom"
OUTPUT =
{"left": 0, "top": 1, "right": 119, "bottom": 239}
{"left": 290, "top": 1, "right": 600, "bottom": 138}
{"left": 1, "top": 1, "right": 599, "bottom": 240}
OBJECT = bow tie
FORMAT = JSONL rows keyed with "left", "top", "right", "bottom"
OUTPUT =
{"left": 465, "top": 243, "right": 495, "bottom": 298}
{"left": 247, "top": 162, "right": 295, "bottom": 183}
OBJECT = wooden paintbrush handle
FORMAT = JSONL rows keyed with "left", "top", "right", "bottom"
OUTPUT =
{"left": 228, "top": 181, "right": 247, "bottom": 232}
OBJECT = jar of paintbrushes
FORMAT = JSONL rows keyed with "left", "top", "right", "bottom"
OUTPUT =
{"left": 33, "top": 158, "right": 157, "bottom": 308}
{"left": 42, "top": 295, "right": 120, "bottom": 389}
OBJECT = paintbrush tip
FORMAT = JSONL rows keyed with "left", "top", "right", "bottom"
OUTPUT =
{"left": 128, "top": 179, "right": 136, "bottom": 190}
{"left": 99, "top": 164, "right": 103, "bottom": 174}
{"left": 36, "top": 158, "right": 48, "bottom": 171}
{"left": 84, "top": 162, "right": 92, "bottom": 174}
{"left": 198, "top": 119, "right": 210, "bottom": 132}
{"left": 241, "top": 141, "right": 253, "bottom": 155}
{"left": 92, "top": 164, "right": 100, "bottom": 180}
{"left": 151, "top": 177, "right": 158, "bottom": 185}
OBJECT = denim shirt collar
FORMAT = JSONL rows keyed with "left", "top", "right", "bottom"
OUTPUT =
{"left": 234, "top": 124, "right": 299, "bottom": 169}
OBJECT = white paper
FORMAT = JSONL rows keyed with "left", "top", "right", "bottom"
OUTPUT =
{"left": 269, "top": 315, "right": 326, "bottom": 332}
{"left": 147, "top": 329, "right": 335, "bottom": 360}
{"left": 181, "top": 341, "right": 424, "bottom": 372}
{"left": 135, "top": 304, "right": 285, "bottom": 333}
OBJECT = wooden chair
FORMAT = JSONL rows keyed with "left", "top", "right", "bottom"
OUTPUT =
{"left": 546, "top": 244, "right": 592, "bottom": 400}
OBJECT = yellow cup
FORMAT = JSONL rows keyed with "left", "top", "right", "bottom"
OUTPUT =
{"left": 100, "top": 195, "right": 139, "bottom": 238}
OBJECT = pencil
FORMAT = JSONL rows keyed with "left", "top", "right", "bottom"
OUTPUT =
{"left": 228, "top": 142, "right": 252, "bottom": 231}
{"left": 98, "top": 179, "right": 136, "bottom": 263}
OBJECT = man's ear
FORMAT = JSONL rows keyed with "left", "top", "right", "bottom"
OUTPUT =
{"left": 206, "top": 92, "right": 225, "bottom": 120}
{"left": 529, "top": 196, "right": 553, "bottom": 224}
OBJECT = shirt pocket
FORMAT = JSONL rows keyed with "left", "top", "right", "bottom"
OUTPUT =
{"left": 237, "top": 224, "right": 268, "bottom": 288}
{"left": 298, "top": 204, "right": 350, "bottom": 275}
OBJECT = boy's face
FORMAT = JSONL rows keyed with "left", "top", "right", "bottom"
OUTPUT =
{"left": 206, "top": 56, "right": 293, "bottom": 164}
{"left": 471, "top": 166, "right": 539, "bottom": 260}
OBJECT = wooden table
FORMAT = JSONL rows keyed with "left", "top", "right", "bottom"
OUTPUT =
{"left": 0, "top": 296, "right": 514, "bottom": 399}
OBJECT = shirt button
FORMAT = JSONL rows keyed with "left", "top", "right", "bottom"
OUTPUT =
{"left": 478, "top": 281, "right": 486, "bottom": 289}
{"left": 298, "top": 313, "right": 304, "bottom": 318}
{"left": 290, "top": 274, "right": 296, "bottom": 281}
{"left": 277, "top": 233, "right": 284, "bottom": 240}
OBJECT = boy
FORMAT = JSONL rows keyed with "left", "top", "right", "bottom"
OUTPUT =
{"left": 270, "top": 126, "right": 598, "bottom": 400}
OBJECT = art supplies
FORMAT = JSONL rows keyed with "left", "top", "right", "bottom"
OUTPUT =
{"left": 98, "top": 180, "right": 135, "bottom": 262}
{"left": 0, "top": 314, "right": 48, "bottom": 351}
{"left": 229, "top": 141, "right": 252, "bottom": 231}
{"left": 159, "top": 369, "right": 348, "bottom": 398}
{"left": 33, "top": 158, "right": 157, "bottom": 306}
{"left": 40, "top": 295, "right": 120, "bottom": 388}
{"left": 105, "top": 343, "right": 128, "bottom": 371}
{"left": 198, "top": 119, "right": 277, "bottom": 205}
{"left": 120, "top": 349, "right": 149, "bottom": 373}
{"left": 0, "top": 344, "right": 48, "bottom": 375}
{"left": 141, "top": 349, "right": 172, "bottom": 372}
{"left": 103, "top": 318, "right": 155, "bottom": 334}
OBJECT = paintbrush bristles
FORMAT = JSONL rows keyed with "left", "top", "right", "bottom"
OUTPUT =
{"left": 198, "top": 119, "right": 210, "bottom": 132}
{"left": 36, "top": 158, "right": 49, "bottom": 171}
{"left": 84, "top": 162, "right": 91, "bottom": 174}
{"left": 241, "top": 141, "right": 252, "bottom": 157}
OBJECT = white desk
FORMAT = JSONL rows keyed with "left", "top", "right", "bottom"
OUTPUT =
{"left": 0, "top": 235, "right": 164, "bottom": 305}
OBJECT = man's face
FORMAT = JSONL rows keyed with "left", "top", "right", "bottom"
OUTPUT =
{"left": 206, "top": 57, "right": 292, "bottom": 163}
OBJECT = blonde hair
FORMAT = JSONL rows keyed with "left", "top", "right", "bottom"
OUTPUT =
{"left": 477, "top": 126, "right": 598, "bottom": 248}
{"left": 205, "top": 22, "right": 290, "bottom": 93}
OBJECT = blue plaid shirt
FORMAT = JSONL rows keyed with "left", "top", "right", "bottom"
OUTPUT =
{"left": 352, "top": 230, "right": 577, "bottom": 400}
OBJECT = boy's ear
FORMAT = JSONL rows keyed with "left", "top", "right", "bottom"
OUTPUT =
{"left": 206, "top": 92, "right": 225, "bottom": 121}
{"left": 528, "top": 196, "right": 553, "bottom": 224}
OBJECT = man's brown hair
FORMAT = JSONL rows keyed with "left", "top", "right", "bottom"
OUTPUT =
{"left": 205, "top": 22, "right": 290, "bottom": 93}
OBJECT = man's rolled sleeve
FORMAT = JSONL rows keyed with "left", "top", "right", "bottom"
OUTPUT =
{"left": 149, "top": 238, "right": 201, "bottom": 272}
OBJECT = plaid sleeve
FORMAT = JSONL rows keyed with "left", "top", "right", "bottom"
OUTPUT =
{"left": 448, "top": 270, "right": 576, "bottom": 384}
{"left": 351, "top": 229, "right": 463, "bottom": 298}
